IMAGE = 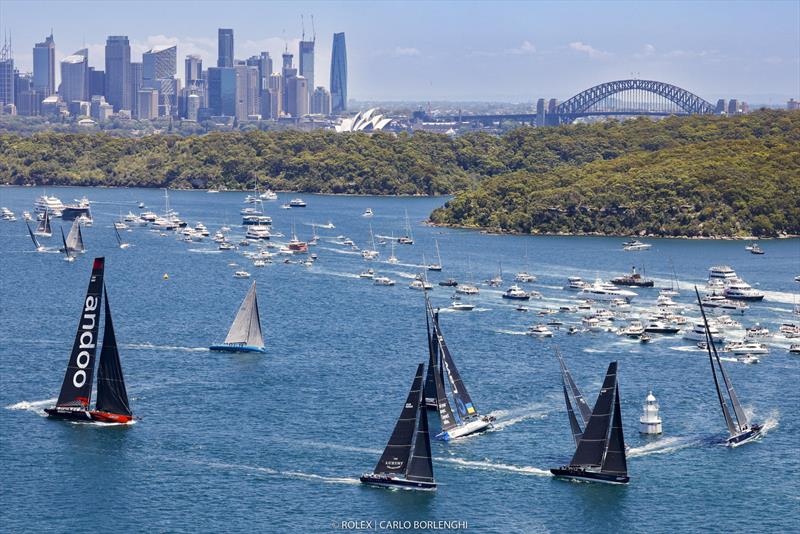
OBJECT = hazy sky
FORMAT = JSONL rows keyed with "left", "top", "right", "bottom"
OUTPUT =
{"left": 2, "top": 0, "right": 798, "bottom": 104}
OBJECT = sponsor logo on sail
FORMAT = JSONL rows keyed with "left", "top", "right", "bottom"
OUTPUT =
{"left": 71, "top": 295, "right": 98, "bottom": 389}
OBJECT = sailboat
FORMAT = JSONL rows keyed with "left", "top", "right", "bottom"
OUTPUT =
{"left": 398, "top": 209, "right": 414, "bottom": 245}
{"left": 210, "top": 281, "right": 267, "bottom": 353}
{"left": 114, "top": 225, "right": 130, "bottom": 249}
{"left": 360, "top": 363, "right": 436, "bottom": 491}
{"left": 35, "top": 209, "right": 52, "bottom": 237}
{"left": 427, "top": 240, "right": 443, "bottom": 271}
{"left": 361, "top": 224, "right": 379, "bottom": 260}
{"left": 555, "top": 348, "right": 592, "bottom": 445}
{"left": 695, "top": 287, "right": 763, "bottom": 447}
{"left": 426, "top": 296, "right": 494, "bottom": 440}
{"left": 387, "top": 233, "right": 399, "bottom": 264}
{"left": 61, "top": 219, "right": 86, "bottom": 254}
{"left": 551, "top": 361, "right": 629, "bottom": 484}
{"left": 25, "top": 221, "right": 46, "bottom": 252}
{"left": 60, "top": 227, "right": 75, "bottom": 262}
{"left": 45, "top": 257, "right": 134, "bottom": 424}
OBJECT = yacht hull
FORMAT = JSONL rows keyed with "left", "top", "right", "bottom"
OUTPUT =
{"left": 550, "top": 467, "right": 629, "bottom": 485}
{"left": 89, "top": 411, "right": 134, "bottom": 424}
{"left": 45, "top": 407, "right": 92, "bottom": 421}
{"left": 727, "top": 425, "right": 763, "bottom": 447}
{"left": 436, "top": 418, "right": 493, "bottom": 441}
{"left": 359, "top": 474, "right": 436, "bottom": 491}
{"left": 502, "top": 294, "right": 530, "bottom": 301}
{"left": 209, "top": 344, "right": 267, "bottom": 354}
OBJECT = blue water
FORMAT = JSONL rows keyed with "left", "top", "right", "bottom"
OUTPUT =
{"left": 1, "top": 186, "right": 798, "bottom": 533}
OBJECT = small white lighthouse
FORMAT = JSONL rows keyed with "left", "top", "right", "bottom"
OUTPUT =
{"left": 639, "top": 390, "right": 663, "bottom": 435}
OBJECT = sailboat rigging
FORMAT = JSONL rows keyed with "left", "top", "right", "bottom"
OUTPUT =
{"left": 60, "top": 227, "right": 75, "bottom": 262}
{"left": 555, "top": 348, "right": 592, "bottom": 446}
{"left": 25, "top": 221, "right": 45, "bottom": 252}
{"left": 45, "top": 257, "right": 134, "bottom": 424}
{"left": 695, "top": 287, "right": 762, "bottom": 447}
{"left": 114, "top": 224, "right": 130, "bottom": 249}
{"left": 398, "top": 209, "right": 414, "bottom": 245}
{"left": 551, "top": 361, "right": 629, "bottom": 484}
{"left": 427, "top": 240, "right": 443, "bottom": 271}
{"left": 61, "top": 219, "right": 85, "bottom": 254}
{"left": 360, "top": 363, "right": 436, "bottom": 491}
{"left": 210, "top": 281, "right": 267, "bottom": 353}
{"left": 425, "top": 295, "right": 494, "bottom": 440}
{"left": 35, "top": 209, "right": 52, "bottom": 237}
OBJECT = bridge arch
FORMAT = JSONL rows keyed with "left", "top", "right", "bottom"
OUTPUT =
{"left": 555, "top": 79, "right": 715, "bottom": 123}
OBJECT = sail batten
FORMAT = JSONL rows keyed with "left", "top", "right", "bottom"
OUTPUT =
{"left": 223, "top": 282, "right": 265, "bottom": 348}
{"left": 374, "top": 364, "right": 424, "bottom": 475}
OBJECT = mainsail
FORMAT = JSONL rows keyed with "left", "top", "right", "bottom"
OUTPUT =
{"left": 114, "top": 225, "right": 123, "bottom": 246}
{"left": 570, "top": 361, "right": 618, "bottom": 468}
{"left": 25, "top": 221, "right": 42, "bottom": 250}
{"left": 434, "top": 312, "right": 479, "bottom": 420}
{"left": 373, "top": 363, "right": 424, "bottom": 475}
{"left": 55, "top": 257, "right": 105, "bottom": 408}
{"left": 695, "top": 288, "right": 748, "bottom": 435}
{"left": 36, "top": 209, "right": 51, "bottom": 235}
{"left": 405, "top": 387, "right": 434, "bottom": 483}
{"left": 94, "top": 286, "right": 131, "bottom": 417}
{"left": 224, "top": 282, "right": 265, "bottom": 348}
{"left": 65, "top": 219, "right": 85, "bottom": 253}
{"left": 600, "top": 384, "right": 628, "bottom": 476}
{"left": 423, "top": 308, "right": 438, "bottom": 406}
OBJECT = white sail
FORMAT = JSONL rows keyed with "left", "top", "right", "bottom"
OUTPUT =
{"left": 66, "top": 219, "right": 85, "bottom": 252}
{"left": 224, "top": 282, "right": 265, "bottom": 348}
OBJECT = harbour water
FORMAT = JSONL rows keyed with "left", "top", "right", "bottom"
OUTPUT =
{"left": 1, "top": 186, "right": 798, "bottom": 532}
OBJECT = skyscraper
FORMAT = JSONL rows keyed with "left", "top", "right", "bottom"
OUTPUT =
{"left": 268, "top": 73, "right": 282, "bottom": 118}
{"left": 218, "top": 29, "right": 234, "bottom": 68}
{"left": 143, "top": 45, "right": 177, "bottom": 83}
{"left": 129, "top": 62, "right": 142, "bottom": 117}
{"left": 88, "top": 68, "right": 105, "bottom": 98}
{"left": 59, "top": 49, "right": 89, "bottom": 104}
{"left": 33, "top": 32, "right": 56, "bottom": 97}
{"left": 0, "top": 41, "right": 14, "bottom": 109}
{"left": 330, "top": 32, "right": 347, "bottom": 113}
{"left": 234, "top": 64, "right": 259, "bottom": 120}
{"left": 287, "top": 75, "right": 308, "bottom": 118}
{"left": 105, "top": 36, "right": 131, "bottom": 112}
{"left": 299, "top": 40, "right": 314, "bottom": 105}
{"left": 207, "top": 66, "right": 236, "bottom": 116}
{"left": 185, "top": 55, "right": 202, "bottom": 85}
{"left": 311, "top": 86, "right": 331, "bottom": 115}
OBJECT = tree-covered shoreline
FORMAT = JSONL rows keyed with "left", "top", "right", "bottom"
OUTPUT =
{"left": 1, "top": 110, "right": 797, "bottom": 237}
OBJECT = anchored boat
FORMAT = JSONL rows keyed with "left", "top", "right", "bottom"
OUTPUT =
{"left": 45, "top": 257, "right": 134, "bottom": 424}
{"left": 210, "top": 281, "right": 267, "bottom": 353}
{"left": 551, "top": 360, "right": 629, "bottom": 484}
{"left": 360, "top": 363, "right": 436, "bottom": 491}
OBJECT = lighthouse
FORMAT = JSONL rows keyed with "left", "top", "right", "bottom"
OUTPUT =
{"left": 639, "top": 390, "right": 663, "bottom": 434}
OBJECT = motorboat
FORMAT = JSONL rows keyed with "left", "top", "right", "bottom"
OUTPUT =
{"left": 253, "top": 259, "right": 267, "bottom": 267}
{"left": 580, "top": 279, "right": 638, "bottom": 302}
{"left": 242, "top": 214, "right": 273, "bottom": 226}
{"left": 611, "top": 266, "right": 654, "bottom": 287}
{"left": 233, "top": 271, "right": 251, "bottom": 279}
{"left": 644, "top": 320, "right": 680, "bottom": 334}
{"left": 723, "top": 279, "right": 764, "bottom": 301}
{"left": 34, "top": 194, "right": 64, "bottom": 216}
{"left": 139, "top": 211, "right": 158, "bottom": 222}
{"left": 374, "top": 276, "right": 396, "bottom": 286}
{"left": 260, "top": 189, "right": 278, "bottom": 201}
{"left": 359, "top": 268, "right": 375, "bottom": 279}
{"left": 724, "top": 342, "right": 769, "bottom": 355}
{"left": 439, "top": 279, "right": 458, "bottom": 287}
{"left": 362, "top": 208, "right": 373, "bottom": 217}
{"left": 61, "top": 197, "right": 92, "bottom": 221}
{"left": 708, "top": 265, "right": 738, "bottom": 281}
{"left": 683, "top": 322, "right": 726, "bottom": 343}
{"left": 744, "top": 324, "right": 770, "bottom": 339}
{"left": 619, "top": 320, "right": 645, "bottom": 337}
{"left": 219, "top": 242, "right": 235, "bottom": 251}
{"left": 502, "top": 285, "right": 530, "bottom": 300}
{"left": 527, "top": 324, "right": 554, "bottom": 337}
{"left": 623, "top": 240, "right": 652, "bottom": 251}
{"left": 514, "top": 271, "right": 536, "bottom": 283}
{"left": 450, "top": 301, "right": 475, "bottom": 311}
{"left": 409, "top": 279, "right": 432, "bottom": 291}
{"left": 701, "top": 293, "right": 749, "bottom": 314}
{"left": 280, "top": 204, "right": 291, "bottom": 209}
{"left": 564, "top": 276, "right": 588, "bottom": 291}
{"left": 455, "top": 283, "right": 479, "bottom": 295}
{"left": 245, "top": 225, "right": 272, "bottom": 240}
{"left": 289, "top": 198, "right": 307, "bottom": 207}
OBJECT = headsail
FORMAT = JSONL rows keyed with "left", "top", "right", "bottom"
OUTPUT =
{"left": 694, "top": 286, "right": 739, "bottom": 436}
{"left": 114, "top": 225, "right": 123, "bottom": 246}
{"left": 433, "top": 311, "right": 479, "bottom": 420}
{"left": 562, "top": 383, "right": 584, "bottom": 447}
{"left": 60, "top": 227, "right": 72, "bottom": 258}
{"left": 55, "top": 257, "right": 105, "bottom": 408}
{"left": 556, "top": 348, "right": 591, "bottom": 425}
{"left": 94, "top": 286, "right": 132, "bottom": 416}
{"left": 423, "top": 303, "right": 438, "bottom": 406}
{"left": 37, "top": 209, "right": 51, "bottom": 235}
{"left": 26, "top": 221, "right": 42, "bottom": 250}
{"left": 373, "top": 363, "right": 424, "bottom": 475}
{"left": 224, "top": 282, "right": 265, "bottom": 348}
{"left": 570, "top": 361, "right": 618, "bottom": 468}
{"left": 600, "top": 384, "right": 627, "bottom": 476}
{"left": 405, "top": 387, "right": 434, "bottom": 483}
{"left": 66, "top": 219, "right": 84, "bottom": 252}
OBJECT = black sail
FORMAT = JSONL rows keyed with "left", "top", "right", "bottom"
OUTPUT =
{"left": 94, "top": 286, "right": 131, "bottom": 416}
{"left": 60, "top": 226, "right": 70, "bottom": 257}
{"left": 557, "top": 349, "right": 592, "bottom": 425}
{"left": 373, "top": 364, "right": 424, "bottom": 475}
{"left": 423, "top": 308, "right": 438, "bottom": 405}
{"left": 55, "top": 257, "right": 105, "bottom": 408}
{"left": 406, "top": 386, "right": 434, "bottom": 482}
{"left": 600, "top": 384, "right": 628, "bottom": 476}
{"left": 114, "top": 225, "right": 123, "bottom": 245}
{"left": 37, "top": 209, "right": 51, "bottom": 234}
{"left": 570, "top": 361, "right": 617, "bottom": 468}
{"left": 433, "top": 312, "right": 479, "bottom": 420}
{"left": 563, "top": 383, "right": 584, "bottom": 446}
{"left": 26, "top": 221, "right": 41, "bottom": 249}
{"left": 434, "top": 339, "right": 458, "bottom": 430}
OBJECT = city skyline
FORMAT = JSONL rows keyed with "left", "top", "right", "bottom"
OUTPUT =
{"left": 1, "top": 0, "right": 798, "bottom": 104}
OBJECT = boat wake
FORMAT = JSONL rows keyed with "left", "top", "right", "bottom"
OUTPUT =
{"left": 188, "top": 249, "right": 221, "bottom": 254}
{"left": 493, "top": 329, "right": 528, "bottom": 336}
{"left": 488, "top": 404, "right": 551, "bottom": 431}
{"left": 438, "top": 457, "right": 551, "bottom": 477}
{"left": 121, "top": 343, "right": 209, "bottom": 352}
{"left": 201, "top": 461, "right": 360, "bottom": 485}
{"left": 5, "top": 398, "right": 55, "bottom": 416}
{"left": 627, "top": 436, "right": 700, "bottom": 458}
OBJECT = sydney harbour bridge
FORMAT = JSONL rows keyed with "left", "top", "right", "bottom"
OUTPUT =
{"left": 423, "top": 79, "right": 728, "bottom": 126}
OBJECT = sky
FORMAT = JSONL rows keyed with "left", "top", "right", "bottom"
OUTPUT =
{"left": 1, "top": 0, "right": 798, "bottom": 104}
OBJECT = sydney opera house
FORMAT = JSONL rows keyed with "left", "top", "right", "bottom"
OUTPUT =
{"left": 334, "top": 108, "right": 392, "bottom": 132}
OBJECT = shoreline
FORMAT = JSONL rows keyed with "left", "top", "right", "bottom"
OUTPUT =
{"left": 426, "top": 221, "right": 800, "bottom": 241}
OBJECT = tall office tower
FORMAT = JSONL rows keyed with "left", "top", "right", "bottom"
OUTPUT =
{"left": 218, "top": 29, "right": 234, "bottom": 68}
{"left": 268, "top": 73, "right": 282, "bottom": 117}
{"left": 60, "top": 49, "right": 89, "bottom": 104}
{"left": 129, "top": 62, "right": 142, "bottom": 117}
{"left": 33, "top": 32, "right": 56, "bottom": 97}
{"left": 536, "top": 98, "right": 546, "bottom": 126}
{"left": 287, "top": 75, "right": 308, "bottom": 117}
{"left": 88, "top": 68, "right": 105, "bottom": 97}
{"left": 0, "top": 41, "right": 14, "bottom": 109}
{"left": 715, "top": 99, "right": 726, "bottom": 114}
{"left": 282, "top": 51, "right": 293, "bottom": 72}
{"left": 185, "top": 55, "right": 202, "bottom": 85}
{"left": 143, "top": 45, "right": 177, "bottom": 83}
{"left": 246, "top": 53, "right": 271, "bottom": 90}
{"left": 329, "top": 32, "right": 347, "bottom": 113}
{"left": 137, "top": 88, "right": 159, "bottom": 120}
{"left": 207, "top": 67, "right": 236, "bottom": 116}
{"left": 299, "top": 40, "right": 314, "bottom": 104}
{"left": 233, "top": 64, "right": 259, "bottom": 120}
{"left": 105, "top": 36, "right": 131, "bottom": 111}
{"left": 311, "top": 86, "right": 330, "bottom": 115}
{"left": 727, "top": 99, "right": 739, "bottom": 115}
{"left": 15, "top": 71, "right": 39, "bottom": 116}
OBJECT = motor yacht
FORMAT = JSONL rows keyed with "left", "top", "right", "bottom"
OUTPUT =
{"left": 409, "top": 279, "right": 432, "bottom": 291}
{"left": 242, "top": 214, "right": 272, "bottom": 226}
{"left": 623, "top": 240, "right": 652, "bottom": 251}
{"left": 580, "top": 279, "right": 638, "bottom": 302}
{"left": 502, "top": 285, "right": 530, "bottom": 300}
{"left": 644, "top": 320, "right": 680, "bottom": 334}
{"left": 455, "top": 283, "right": 480, "bottom": 295}
{"left": 701, "top": 294, "right": 749, "bottom": 314}
{"left": 245, "top": 225, "right": 271, "bottom": 240}
{"left": 362, "top": 208, "right": 373, "bottom": 217}
{"left": 619, "top": 320, "right": 645, "bottom": 338}
{"left": 708, "top": 265, "right": 738, "bottom": 281}
{"left": 611, "top": 266, "right": 654, "bottom": 287}
{"left": 34, "top": 194, "right": 64, "bottom": 216}
{"left": 564, "top": 276, "right": 588, "bottom": 291}
{"left": 744, "top": 324, "right": 770, "bottom": 339}
{"left": 289, "top": 198, "right": 307, "bottom": 207}
{"left": 723, "top": 279, "right": 764, "bottom": 301}
{"left": 683, "top": 322, "right": 726, "bottom": 343}
{"left": 527, "top": 324, "right": 554, "bottom": 337}
{"left": 374, "top": 276, "right": 396, "bottom": 286}
{"left": 724, "top": 342, "right": 769, "bottom": 355}
{"left": 514, "top": 272, "right": 537, "bottom": 283}
{"left": 140, "top": 211, "right": 158, "bottom": 222}
{"left": 260, "top": 189, "right": 278, "bottom": 201}
{"left": 450, "top": 301, "right": 475, "bottom": 311}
